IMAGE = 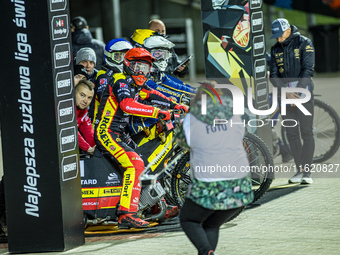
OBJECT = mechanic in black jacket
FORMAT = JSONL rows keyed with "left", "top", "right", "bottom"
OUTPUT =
{"left": 269, "top": 18, "right": 315, "bottom": 185}
{"left": 71, "top": 16, "right": 105, "bottom": 70}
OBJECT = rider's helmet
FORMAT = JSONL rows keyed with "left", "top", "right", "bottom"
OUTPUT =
{"left": 143, "top": 36, "right": 175, "bottom": 72}
{"left": 131, "top": 29, "right": 156, "bottom": 47}
{"left": 104, "top": 38, "right": 133, "bottom": 72}
{"left": 123, "top": 48, "right": 155, "bottom": 86}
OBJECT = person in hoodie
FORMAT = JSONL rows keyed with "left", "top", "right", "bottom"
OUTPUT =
{"left": 71, "top": 16, "right": 105, "bottom": 70}
{"left": 76, "top": 47, "right": 98, "bottom": 83}
{"left": 269, "top": 18, "right": 315, "bottom": 185}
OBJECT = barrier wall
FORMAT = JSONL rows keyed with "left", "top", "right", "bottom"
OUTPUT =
{"left": 0, "top": 0, "right": 84, "bottom": 252}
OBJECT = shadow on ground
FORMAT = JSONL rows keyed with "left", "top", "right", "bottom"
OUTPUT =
{"left": 85, "top": 183, "right": 309, "bottom": 242}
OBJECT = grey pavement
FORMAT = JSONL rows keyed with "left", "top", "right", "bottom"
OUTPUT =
{"left": 1, "top": 177, "right": 339, "bottom": 255}
{"left": 0, "top": 74, "right": 340, "bottom": 254}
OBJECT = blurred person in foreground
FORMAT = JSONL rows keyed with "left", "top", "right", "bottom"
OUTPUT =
{"left": 176, "top": 81, "right": 254, "bottom": 255}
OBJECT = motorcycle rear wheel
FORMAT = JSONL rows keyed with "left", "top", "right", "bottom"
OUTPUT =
{"left": 281, "top": 98, "right": 340, "bottom": 163}
{"left": 170, "top": 133, "right": 274, "bottom": 212}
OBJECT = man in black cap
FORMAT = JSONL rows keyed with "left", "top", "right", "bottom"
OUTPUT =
{"left": 71, "top": 16, "right": 88, "bottom": 32}
{"left": 71, "top": 16, "right": 105, "bottom": 70}
{"left": 269, "top": 18, "right": 315, "bottom": 185}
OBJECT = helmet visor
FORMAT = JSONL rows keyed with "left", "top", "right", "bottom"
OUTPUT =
{"left": 105, "top": 51, "right": 127, "bottom": 64}
{"left": 150, "top": 49, "right": 171, "bottom": 60}
{"left": 129, "top": 61, "right": 152, "bottom": 75}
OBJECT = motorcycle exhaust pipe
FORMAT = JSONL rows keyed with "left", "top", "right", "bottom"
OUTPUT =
{"left": 85, "top": 217, "right": 118, "bottom": 226}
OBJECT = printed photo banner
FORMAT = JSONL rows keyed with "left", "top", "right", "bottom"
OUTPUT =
{"left": 200, "top": 0, "right": 269, "bottom": 112}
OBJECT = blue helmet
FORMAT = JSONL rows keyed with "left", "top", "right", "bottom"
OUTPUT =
{"left": 104, "top": 38, "right": 133, "bottom": 70}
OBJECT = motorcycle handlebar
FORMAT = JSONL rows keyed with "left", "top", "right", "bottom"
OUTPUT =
{"left": 181, "top": 95, "right": 191, "bottom": 105}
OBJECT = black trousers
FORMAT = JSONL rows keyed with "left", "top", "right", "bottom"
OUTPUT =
{"left": 180, "top": 198, "right": 242, "bottom": 255}
{"left": 282, "top": 99, "right": 314, "bottom": 171}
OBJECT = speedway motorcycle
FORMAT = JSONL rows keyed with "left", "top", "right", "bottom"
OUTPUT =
{"left": 80, "top": 111, "right": 185, "bottom": 227}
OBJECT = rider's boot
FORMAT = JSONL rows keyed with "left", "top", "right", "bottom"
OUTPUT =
{"left": 118, "top": 213, "right": 150, "bottom": 229}
{"left": 152, "top": 198, "right": 180, "bottom": 220}
{"left": 164, "top": 204, "right": 180, "bottom": 219}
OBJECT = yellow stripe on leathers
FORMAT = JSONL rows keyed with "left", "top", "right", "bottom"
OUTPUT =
{"left": 92, "top": 97, "right": 100, "bottom": 128}
{"left": 96, "top": 92, "right": 136, "bottom": 211}
{"left": 92, "top": 69, "right": 111, "bottom": 127}
{"left": 120, "top": 166, "right": 136, "bottom": 210}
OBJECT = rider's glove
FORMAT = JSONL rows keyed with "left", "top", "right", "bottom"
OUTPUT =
{"left": 158, "top": 110, "right": 171, "bottom": 121}
{"left": 174, "top": 104, "right": 188, "bottom": 113}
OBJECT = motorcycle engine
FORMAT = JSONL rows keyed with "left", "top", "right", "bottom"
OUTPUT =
{"left": 138, "top": 182, "right": 166, "bottom": 211}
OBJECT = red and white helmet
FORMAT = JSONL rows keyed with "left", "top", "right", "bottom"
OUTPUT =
{"left": 123, "top": 48, "right": 155, "bottom": 86}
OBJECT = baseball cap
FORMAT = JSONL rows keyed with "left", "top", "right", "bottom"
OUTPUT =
{"left": 73, "top": 64, "right": 88, "bottom": 79}
{"left": 71, "top": 16, "right": 88, "bottom": 31}
{"left": 270, "top": 18, "right": 290, "bottom": 39}
{"left": 76, "top": 47, "right": 97, "bottom": 65}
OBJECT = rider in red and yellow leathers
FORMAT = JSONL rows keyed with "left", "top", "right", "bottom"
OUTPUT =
{"left": 94, "top": 48, "right": 186, "bottom": 229}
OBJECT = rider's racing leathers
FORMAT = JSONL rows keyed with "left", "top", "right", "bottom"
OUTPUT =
{"left": 130, "top": 72, "right": 195, "bottom": 135}
{"left": 92, "top": 66, "right": 119, "bottom": 123}
{"left": 147, "top": 72, "right": 196, "bottom": 103}
{"left": 94, "top": 73, "right": 176, "bottom": 214}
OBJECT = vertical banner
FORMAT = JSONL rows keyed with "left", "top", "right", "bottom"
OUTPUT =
{"left": 0, "top": 0, "right": 84, "bottom": 252}
{"left": 200, "top": 0, "right": 271, "bottom": 145}
{"left": 250, "top": 0, "right": 269, "bottom": 113}
{"left": 201, "top": 0, "right": 252, "bottom": 93}
{"left": 248, "top": 0, "right": 272, "bottom": 144}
